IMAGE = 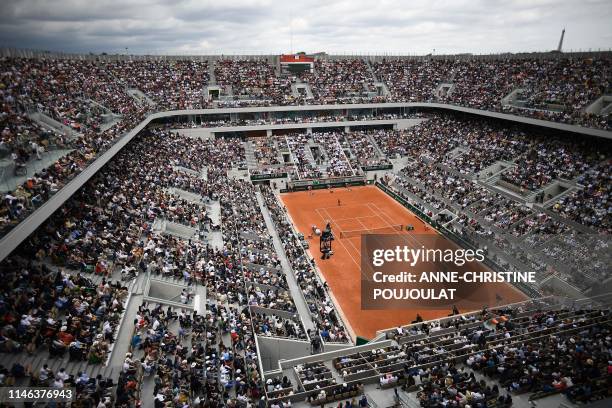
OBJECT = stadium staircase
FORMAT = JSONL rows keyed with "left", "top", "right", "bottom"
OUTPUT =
{"left": 580, "top": 94, "right": 612, "bottom": 117}
{"left": 476, "top": 160, "right": 516, "bottom": 182}
{"left": 26, "top": 111, "right": 82, "bottom": 139}
{"left": 338, "top": 135, "right": 356, "bottom": 161}
{"left": 501, "top": 88, "right": 525, "bottom": 107}
{"left": 171, "top": 164, "right": 200, "bottom": 177}
{"left": 81, "top": 98, "right": 112, "bottom": 115}
{"left": 539, "top": 182, "right": 579, "bottom": 208}
{"left": 599, "top": 95, "right": 612, "bottom": 116}
{"left": 0, "top": 148, "right": 74, "bottom": 193}
{"left": 126, "top": 88, "right": 157, "bottom": 107}
{"left": 435, "top": 82, "right": 456, "bottom": 100}
{"left": 79, "top": 98, "right": 123, "bottom": 131}
{"left": 152, "top": 218, "right": 203, "bottom": 242}
{"left": 244, "top": 140, "right": 259, "bottom": 170}
{"left": 163, "top": 186, "right": 206, "bottom": 206}
{"left": 208, "top": 62, "right": 217, "bottom": 85}
{"left": 445, "top": 146, "right": 470, "bottom": 161}
{"left": 397, "top": 389, "right": 421, "bottom": 408}
{"left": 374, "top": 81, "right": 391, "bottom": 97}
{"left": 306, "top": 139, "right": 327, "bottom": 176}
{"left": 388, "top": 156, "right": 415, "bottom": 172}
{"left": 332, "top": 133, "right": 355, "bottom": 172}
{"left": 436, "top": 161, "right": 476, "bottom": 181}
{"left": 291, "top": 81, "right": 314, "bottom": 99}
{"left": 481, "top": 176, "right": 531, "bottom": 203}
{"left": 365, "top": 58, "right": 378, "bottom": 82}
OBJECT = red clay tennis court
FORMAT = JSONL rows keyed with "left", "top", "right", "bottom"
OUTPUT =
{"left": 281, "top": 185, "right": 527, "bottom": 340}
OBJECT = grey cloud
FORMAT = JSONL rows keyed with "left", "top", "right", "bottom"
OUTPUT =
{"left": 0, "top": 0, "right": 610, "bottom": 54}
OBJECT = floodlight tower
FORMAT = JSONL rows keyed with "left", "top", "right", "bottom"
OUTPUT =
{"left": 557, "top": 28, "right": 565, "bottom": 53}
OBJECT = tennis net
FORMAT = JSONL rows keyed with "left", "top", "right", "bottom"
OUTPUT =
{"left": 339, "top": 224, "right": 403, "bottom": 239}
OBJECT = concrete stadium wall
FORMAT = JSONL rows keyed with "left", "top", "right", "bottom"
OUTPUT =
{"left": 322, "top": 342, "right": 356, "bottom": 353}
{"left": 278, "top": 339, "right": 393, "bottom": 370}
{"left": 256, "top": 335, "right": 312, "bottom": 372}
{"left": 539, "top": 275, "right": 585, "bottom": 299}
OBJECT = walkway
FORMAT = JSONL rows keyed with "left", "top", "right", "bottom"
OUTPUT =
{"left": 0, "top": 149, "right": 73, "bottom": 193}
{"left": 255, "top": 191, "right": 315, "bottom": 333}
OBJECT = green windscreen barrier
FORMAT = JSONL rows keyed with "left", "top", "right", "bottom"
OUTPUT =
{"left": 356, "top": 336, "right": 370, "bottom": 346}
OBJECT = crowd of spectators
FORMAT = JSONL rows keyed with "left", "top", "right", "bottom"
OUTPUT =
{"left": 286, "top": 133, "right": 322, "bottom": 179}
{"left": 2, "top": 54, "right": 609, "bottom": 240}
{"left": 0, "top": 52, "right": 610, "bottom": 406}
{"left": 373, "top": 55, "right": 611, "bottom": 129}
{"left": 340, "top": 130, "right": 390, "bottom": 170}
{"left": 416, "top": 365, "right": 512, "bottom": 407}
{"left": 312, "top": 132, "right": 355, "bottom": 177}
{"left": 0, "top": 257, "right": 127, "bottom": 363}
{"left": 378, "top": 113, "right": 608, "bottom": 293}
{"left": 0, "top": 361, "right": 116, "bottom": 406}
{"left": 103, "top": 59, "right": 210, "bottom": 110}
{"left": 373, "top": 58, "right": 452, "bottom": 102}
{"left": 390, "top": 160, "right": 607, "bottom": 292}
{"left": 302, "top": 59, "right": 377, "bottom": 103}
{"left": 552, "top": 160, "right": 611, "bottom": 232}
{"left": 215, "top": 59, "right": 293, "bottom": 105}
{"left": 500, "top": 139, "right": 602, "bottom": 191}
{"left": 520, "top": 59, "right": 605, "bottom": 108}
{"left": 375, "top": 113, "right": 610, "bottom": 230}
{"left": 0, "top": 56, "right": 149, "bottom": 238}
{"left": 209, "top": 54, "right": 611, "bottom": 129}
{"left": 466, "top": 309, "right": 611, "bottom": 404}
{"left": 268, "top": 301, "right": 611, "bottom": 406}
{"left": 0, "top": 127, "right": 275, "bottom": 404}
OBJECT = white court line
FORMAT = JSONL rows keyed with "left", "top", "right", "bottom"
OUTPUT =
{"left": 354, "top": 216, "right": 370, "bottom": 231}
{"left": 314, "top": 203, "right": 372, "bottom": 211}
{"left": 315, "top": 207, "right": 346, "bottom": 237}
{"left": 318, "top": 207, "right": 362, "bottom": 270}
{"left": 343, "top": 218, "right": 373, "bottom": 280}
{"left": 323, "top": 210, "right": 375, "bottom": 281}
{"left": 367, "top": 201, "right": 427, "bottom": 249}
{"left": 333, "top": 214, "right": 381, "bottom": 222}
{"left": 369, "top": 201, "right": 485, "bottom": 275}
{"left": 372, "top": 201, "right": 428, "bottom": 245}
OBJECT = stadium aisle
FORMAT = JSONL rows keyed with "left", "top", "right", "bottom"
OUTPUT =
{"left": 255, "top": 190, "right": 315, "bottom": 333}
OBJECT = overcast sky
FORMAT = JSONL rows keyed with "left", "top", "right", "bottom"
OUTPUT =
{"left": 0, "top": 0, "right": 610, "bottom": 55}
